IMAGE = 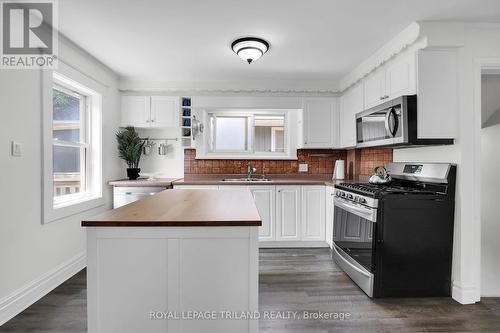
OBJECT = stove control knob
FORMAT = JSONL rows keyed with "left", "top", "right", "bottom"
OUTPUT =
{"left": 354, "top": 196, "right": 359, "bottom": 202}
{"left": 358, "top": 197, "right": 366, "bottom": 204}
{"left": 340, "top": 192, "right": 346, "bottom": 198}
{"left": 335, "top": 191, "right": 340, "bottom": 197}
{"left": 347, "top": 194, "right": 354, "bottom": 200}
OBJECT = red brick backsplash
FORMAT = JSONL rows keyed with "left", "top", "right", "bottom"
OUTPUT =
{"left": 184, "top": 149, "right": 347, "bottom": 175}
{"left": 184, "top": 148, "right": 393, "bottom": 177}
{"left": 359, "top": 148, "right": 393, "bottom": 177}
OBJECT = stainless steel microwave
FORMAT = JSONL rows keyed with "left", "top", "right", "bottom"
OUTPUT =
{"left": 356, "top": 95, "right": 454, "bottom": 148}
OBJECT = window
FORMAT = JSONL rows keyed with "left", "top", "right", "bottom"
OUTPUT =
{"left": 254, "top": 115, "right": 285, "bottom": 153}
{"left": 202, "top": 110, "right": 294, "bottom": 159}
{"left": 43, "top": 69, "right": 103, "bottom": 222}
{"left": 52, "top": 84, "right": 88, "bottom": 199}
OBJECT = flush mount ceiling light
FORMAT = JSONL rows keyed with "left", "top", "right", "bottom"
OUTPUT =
{"left": 231, "top": 37, "right": 270, "bottom": 64}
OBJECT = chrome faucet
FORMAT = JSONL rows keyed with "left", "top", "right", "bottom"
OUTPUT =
{"left": 247, "top": 165, "right": 257, "bottom": 179}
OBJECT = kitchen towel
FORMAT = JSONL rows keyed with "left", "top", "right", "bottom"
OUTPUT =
{"left": 333, "top": 160, "right": 345, "bottom": 180}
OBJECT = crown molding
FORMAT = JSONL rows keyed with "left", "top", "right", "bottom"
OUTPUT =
{"left": 339, "top": 21, "right": 466, "bottom": 92}
{"left": 118, "top": 88, "right": 340, "bottom": 97}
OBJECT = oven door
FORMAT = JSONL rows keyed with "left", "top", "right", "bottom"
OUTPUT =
{"left": 333, "top": 197, "right": 376, "bottom": 296}
{"left": 356, "top": 99, "right": 405, "bottom": 148}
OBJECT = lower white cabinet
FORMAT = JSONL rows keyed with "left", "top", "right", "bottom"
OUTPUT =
{"left": 325, "top": 186, "right": 335, "bottom": 248}
{"left": 249, "top": 186, "right": 275, "bottom": 241}
{"left": 276, "top": 186, "right": 301, "bottom": 241}
{"left": 301, "top": 186, "right": 326, "bottom": 241}
{"left": 176, "top": 184, "right": 331, "bottom": 246}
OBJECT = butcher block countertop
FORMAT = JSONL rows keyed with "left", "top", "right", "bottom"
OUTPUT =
{"left": 82, "top": 189, "right": 262, "bottom": 227}
{"left": 108, "top": 178, "right": 180, "bottom": 187}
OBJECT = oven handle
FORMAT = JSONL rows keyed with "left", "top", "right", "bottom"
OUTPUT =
{"left": 332, "top": 243, "right": 371, "bottom": 278}
{"left": 334, "top": 197, "right": 377, "bottom": 222}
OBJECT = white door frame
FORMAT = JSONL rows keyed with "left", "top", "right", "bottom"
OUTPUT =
{"left": 473, "top": 58, "right": 500, "bottom": 300}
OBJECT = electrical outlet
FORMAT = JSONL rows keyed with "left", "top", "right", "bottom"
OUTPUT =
{"left": 299, "top": 163, "right": 308, "bottom": 172}
{"left": 11, "top": 141, "right": 22, "bottom": 157}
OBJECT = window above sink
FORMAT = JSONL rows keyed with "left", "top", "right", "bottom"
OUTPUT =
{"left": 194, "top": 109, "right": 299, "bottom": 160}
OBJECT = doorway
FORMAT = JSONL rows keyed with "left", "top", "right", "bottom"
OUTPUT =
{"left": 480, "top": 71, "right": 500, "bottom": 297}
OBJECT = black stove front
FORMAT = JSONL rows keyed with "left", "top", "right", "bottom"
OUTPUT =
{"left": 332, "top": 163, "right": 457, "bottom": 298}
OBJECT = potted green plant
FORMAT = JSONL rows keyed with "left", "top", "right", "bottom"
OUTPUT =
{"left": 116, "top": 126, "right": 145, "bottom": 180}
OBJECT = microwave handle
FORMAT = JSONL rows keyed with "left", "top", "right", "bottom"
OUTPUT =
{"left": 385, "top": 107, "right": 398, "bottom": 137}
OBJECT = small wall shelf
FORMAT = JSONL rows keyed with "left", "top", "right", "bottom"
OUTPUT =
{"left": 180, "top": 97, "right": 193, "bottom": 148}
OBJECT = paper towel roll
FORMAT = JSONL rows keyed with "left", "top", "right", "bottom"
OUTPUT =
{"left": 333, "top": 160, "right": 345, "bottom": 180}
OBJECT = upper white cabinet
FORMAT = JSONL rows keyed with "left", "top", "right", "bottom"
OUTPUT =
{"left": 121, "top": 96, "right": 179, "bottom": 128}
{"left": 150, "top": 96, "right": 179, "bottom": 127}
{"left": 121, "top": 96, "right": 151, "bottom": 128}
{"left": 301, "top": 186, "right": 326, "bottom": 241}
{"left": 302, "top": 98, "right": 338, "bottom": 148}
{"left": 340, "top": 82, "right": 363, "bottom": 148}
{"left": 363, "top": 54, "right": 417, "bottom": 110}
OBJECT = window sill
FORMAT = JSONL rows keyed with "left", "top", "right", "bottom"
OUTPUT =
{"left": 44, "top": 195, "right": 105, "bottom": 224}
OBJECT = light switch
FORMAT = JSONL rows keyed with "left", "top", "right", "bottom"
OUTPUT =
{"left": 11, "top": 141, "right": 22, "bottom": 157}
{"left": 299, "top": 163, "right": 308, "bottom": 172}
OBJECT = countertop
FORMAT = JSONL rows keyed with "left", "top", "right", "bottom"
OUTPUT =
{"left": 108, "top": 178, "right": 180, "bottom": 187}
{"left": 172, "top": 174, "right": 365, "bottom": 186}
{"left": 82, "top": 189, "right": 262, "bottom": 227}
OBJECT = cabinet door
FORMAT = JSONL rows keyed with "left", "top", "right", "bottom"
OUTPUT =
{"left": 325, "top": 186, "right": 335, "bottom": 248}
{"left": 121, "top": 96, "right": 151, "bottom": 127}
{"left": 249, "top": 186, "right": 275, "bottom": 242}
{"left": 386, "top": 54, "right": 416, "bottom": 100}
{"left": 363, "top": 69, "right": 386, "bottom": 109}
{"left": 276, "top": 186, "right": 301, "bottom": 241}
{"left": 150, "top": 96, "right": 179, "bottom": 128}
{"left": 301, "top": 186, "right": 326, "bottom": 241}
{"left": 340, "top": 82, "right": 363, "bottom": 148}
{"left": 302, "top": 98, "right": 335, "bottom": 148}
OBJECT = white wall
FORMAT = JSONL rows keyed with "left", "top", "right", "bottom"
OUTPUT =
{"left": 133, "top": 127, "right": 184, "bottom": 179}
{"left": 480, "top": 74, "right": 500, "bottom": 296}
{"left": 0, "top": 37, "right": 121, "bottom": 324}
{"left": 394, "top": 23, "right": 500, "bottom": 303}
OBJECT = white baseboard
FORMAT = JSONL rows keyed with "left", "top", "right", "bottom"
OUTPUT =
{"left": 259, "top": 241, "right": 329, "bottom": 248}
{"left": 0, "top": 251, "right": 86, "bottom": 326}
{"left": 452, "top": 281, "right": 480, "bottom": 304}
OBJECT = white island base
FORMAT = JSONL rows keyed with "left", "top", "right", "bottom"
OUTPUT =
{"left": 86, "top": 226, "right": 259, "bottom": 333}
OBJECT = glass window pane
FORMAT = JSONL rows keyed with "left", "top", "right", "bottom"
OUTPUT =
{"left": 254, "top": 115, "right": 285, "bottom": 153}
{"left": 53, "top": 88, "right": 81, "bottom": 142}
{"left": 215, "top": 117, "right": 248, "bottom": 151}
{"left": 53, "top": 145, "right": 84, "bottom": 197}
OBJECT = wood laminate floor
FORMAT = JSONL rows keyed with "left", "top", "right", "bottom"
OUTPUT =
{"left": 1, "top": 248, "right": 499, "bottom": 333}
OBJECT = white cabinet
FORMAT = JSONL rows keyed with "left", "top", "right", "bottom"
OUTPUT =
{"left": 363, "top": 54, "right": 416, "bottom": 109}
{"left": 340, "top": 82, "right": 363, "bottom": 148}
{"left": 325, "top": 186, "right": 335, "bottom": 248}
{"left": 249, "top": 186, "right": 275, "bottom": 241}
{"left": 121, "top": 96, "right": 150, "bottom": 128}
{"left": 275, "top": 186, "right": 301, "bottom": 241}
{"left": 150, "top": 96, "right": 179, "bottom": 127}
{"left": 121, "top": 96, "right": 179, "bottom": 128}
{"left": 301, "top": 186, "right": 325, "bottom": 241}
{"left": 302, "top": 98, "right": 337, "bottom": 148}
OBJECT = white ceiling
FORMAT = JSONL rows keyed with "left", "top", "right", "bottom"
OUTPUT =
{"left": 59, "top": 0, "right": 500, "bottom": 91}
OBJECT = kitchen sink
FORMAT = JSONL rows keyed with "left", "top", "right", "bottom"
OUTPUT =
{"left": 222, "top": 177, "right": 272, "bottom": 182}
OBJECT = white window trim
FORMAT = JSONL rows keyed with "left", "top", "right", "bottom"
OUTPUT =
{"left": 42, "top": 63, "right": 104, "bottom": 223}
{"left": 195, "top": 108, "right": 299, "bottom": 160}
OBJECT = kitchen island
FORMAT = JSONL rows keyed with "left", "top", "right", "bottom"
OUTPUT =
{"left": 82, "top": 189, "right": 261, "bottom": 333}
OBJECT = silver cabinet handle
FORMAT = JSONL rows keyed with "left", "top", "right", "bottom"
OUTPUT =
{"left": 379, "top": 96, "right": 385, "bottom": 100}
{"left": 125, "top": 192, "right": 132, "bottom": 195}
